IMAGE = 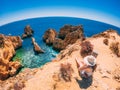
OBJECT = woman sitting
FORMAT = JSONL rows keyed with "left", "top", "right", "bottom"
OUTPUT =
{"left": 75, "top": 55, "right": 97, "bottom": 78}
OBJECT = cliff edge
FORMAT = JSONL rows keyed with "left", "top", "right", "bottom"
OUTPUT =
{"left": 0, "top": 30, "right": 120, "bottom": 90}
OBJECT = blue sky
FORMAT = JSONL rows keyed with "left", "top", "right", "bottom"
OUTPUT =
{"left": 0, "top": 0, "right": 120, "bottom": 27}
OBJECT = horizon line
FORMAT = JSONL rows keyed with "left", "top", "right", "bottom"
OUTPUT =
{"left": 0, "top": 8, "right": 120, "bottom": 28}
{"left": 1, "top": 16, "right": 120, "bottom": 29}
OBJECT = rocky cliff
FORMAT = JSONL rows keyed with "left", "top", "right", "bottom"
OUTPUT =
{"left": 0, "top": 34, "right": 22, "bottom": 80}
{"left": 43, "top": 25, "right": 84, "bottom": 51}
{"left": 0, "top": 29, "right": 120, "bottom": 90}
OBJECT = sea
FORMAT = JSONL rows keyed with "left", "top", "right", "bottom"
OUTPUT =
{"left": 0, "top": 17, "right": 120, "bottom": 68}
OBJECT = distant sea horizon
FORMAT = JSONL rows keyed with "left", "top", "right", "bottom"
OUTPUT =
{"left": 0, "top": 17, "right": 120, "bottom": 68}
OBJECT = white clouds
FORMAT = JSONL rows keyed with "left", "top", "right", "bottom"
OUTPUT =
{"left": 0, "top": 7, "right": 120, "bottom": 28}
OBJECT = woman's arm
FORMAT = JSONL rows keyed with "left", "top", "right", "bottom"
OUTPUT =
{"left": 78, "top": 64, "right": 88, "bottom": 71}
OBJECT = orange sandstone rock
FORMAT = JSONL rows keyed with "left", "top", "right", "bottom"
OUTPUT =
{"left": 0, "top": 34, "right": 22, "bottom": 80}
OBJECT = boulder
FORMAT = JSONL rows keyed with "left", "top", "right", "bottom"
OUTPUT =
{"left": 43, "top": 29, "right": 57, "bottom": 45}
{"left": 22, "top": 25, "right": 34, "bottom": 39}
{"left": 58, "top": 25, "right": 84, "bottom": 39}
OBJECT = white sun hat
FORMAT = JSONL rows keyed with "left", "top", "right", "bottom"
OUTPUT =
{"left": 84, "top": 55, "right": 96, "bottom": 66}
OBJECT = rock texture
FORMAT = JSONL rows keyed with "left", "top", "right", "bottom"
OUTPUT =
{"left": 58, "top": 25, "right": 84, "bottom": 39}
{"left": 64, "top": 28, "right": 84, "bottom": 44}
{"left": 0, "top": 29, "right": 120, "bottom": 90}
{"left": 53, "top": 38, "right": 66, "bottom": 51}
{"left": 43, "top": 29, "right": 57, "bottom": 45}
{"left": 0, "top": 34, "right": 22, "bottom": 80}
{"left": 22, "top": 25, "right": 34, "bottom": 39}
{"left": 43, "top": 25, "right": 84, "bottom": 51}
{"left": 32, "top": 37, "right": 44, "bottom": 54}
{"left": 53, "top": 25, "right": 84, "bottom": 51}
{"left": 7, "top": 36, "right": 22, "bottom": 49}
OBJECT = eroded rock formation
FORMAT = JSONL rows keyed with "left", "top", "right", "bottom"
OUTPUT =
{"left": 58, "top": 25, "right": 84, "bottom": 39}
{"left": 53, "top": 38, "right": 66, "bottom": 51}
{"left": 7, "top": 36, "right": 22, "bottom": 49}
{"left": 0, "top": 34, "right": 22, "bottom": 80}
{"left": 43, "top": 29, "right": 57, "bottom": 45}
{"left": 22, "top": 25, "right": 34, "bottom": 39}
{"left": 32, "top": 37, "right": 44, "bottom": 54}
{"left": 43, "top": 25, "right": 84, "bottom": 51}
{"left": 64, "top": 28, "right": 84, "bottom": 44}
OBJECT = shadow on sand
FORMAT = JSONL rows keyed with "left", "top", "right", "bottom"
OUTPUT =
{"left": 76, "top": 76, "right": 93, "bottom": 89}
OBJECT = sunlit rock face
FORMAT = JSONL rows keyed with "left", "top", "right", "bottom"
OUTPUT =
{"left": 58, "top": 25, "right": 84, "bottom": 39}
{"left": 31, "top": 37, "right": 44, "bottom": 54}
{"left": 21, "top": 25, "right": 34, "bottom": 39}
{"left": 0, "top": 34, "right": 22, "bottom": 80}
{"left": 43, "top": 29, "right": 57, "bottom": 45}
{"left": 43, "top": 25, "right": 84, "bottom": 51}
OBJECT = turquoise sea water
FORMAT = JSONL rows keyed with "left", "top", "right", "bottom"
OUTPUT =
{"left": 0, "top": 17, "right": 120, "bottom": 68}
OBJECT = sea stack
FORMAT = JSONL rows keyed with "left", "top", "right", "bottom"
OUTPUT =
{"left": 31, "top": 37, "right": 44, "bottom": 54}
{"left": 43, "top": 29, "right": 57, "bottom": 45}
{"left": 21, "top": 25, "right": 34, "bottom": 39}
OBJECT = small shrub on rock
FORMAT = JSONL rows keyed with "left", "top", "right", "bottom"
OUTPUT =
{"left": 103, "top": 39, "right": 109, "bottom": 45}
{"left": 60, "top": 63, "right": 73, "bottom": 82}
{"left": 113, "top": 67, "right": 120, "bottom": 82}
{"left": 80, "top": 41, "right": 93, "bottom": 57}
{"left": 110, "top": 42, "right": 120, "bottom": 57}
{"left": 14, "top": 82, "right": 25, "bottom": 90}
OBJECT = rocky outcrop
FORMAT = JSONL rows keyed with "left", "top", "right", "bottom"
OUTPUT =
{"left": 53, "top": 38, "right": 66, "bottom": 51}
{"left": 43, "top": 29, "right": 57, "bottom": 45}
{"left": 0, "top": 29, "right": 120, "bottom": 90}
{"left": 43, "top": 25, "right": 84, "bottom": 51}
{"left": 53, "top": 25, "right": 84, "bottom": 51}
{"left": 7, "top": 36, "right": 22, "bottom": 49}
{"left": 58, "top": 25, "right": 84, "bottom": 39}
{"left": 32, "top": 37, "right": 44, "bottom": 54}
{"left": 9, "top": 61, "right": 21, "bottom": 76}
{"left": 64, "top": 29, "right": 84, "bottom": 45}
{"left": 21, "top": 25, "right": 34, "bottom": 39}
{"left": 0, "top": 34, "right": 22, "bottom": 80}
